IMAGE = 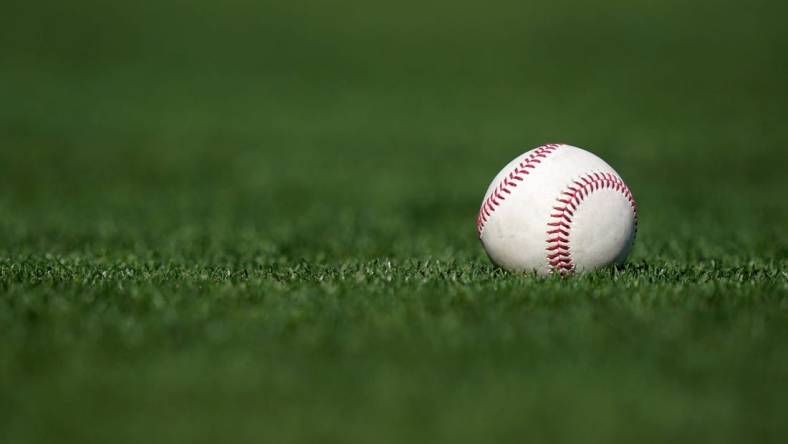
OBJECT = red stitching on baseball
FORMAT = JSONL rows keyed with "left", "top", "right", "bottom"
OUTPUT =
{"left": 476, "top": 144, "right": 562, "bottom": 237}
{"left": 545, "top": 172, "right": 638, "bottom": 274}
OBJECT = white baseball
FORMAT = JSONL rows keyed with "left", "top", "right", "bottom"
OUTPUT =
{"left": 476, "top": 143, "right": 638, "bottom": 275}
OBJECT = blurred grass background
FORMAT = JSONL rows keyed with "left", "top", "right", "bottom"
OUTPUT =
{"left": 1, "top": 0, "right": 787, "bottom": 443}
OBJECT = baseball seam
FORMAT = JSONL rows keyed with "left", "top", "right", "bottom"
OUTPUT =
{"left": 545, "top": 172, "right": 638, "bottom": 273}
{"left": 476, "top": 143, "right": 562, "bottom": 237}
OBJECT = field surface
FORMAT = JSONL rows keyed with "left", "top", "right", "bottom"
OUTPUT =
{"left": 1, "top": 1, "right": 787, "bottom": 442}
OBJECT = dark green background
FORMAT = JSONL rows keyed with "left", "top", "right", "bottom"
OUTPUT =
{"left": 1, "top": 1, "right": 786, "bottom": 442}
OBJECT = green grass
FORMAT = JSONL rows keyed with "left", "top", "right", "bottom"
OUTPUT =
{"left": 1, "top": 0, "right": 787, "bottom": 442}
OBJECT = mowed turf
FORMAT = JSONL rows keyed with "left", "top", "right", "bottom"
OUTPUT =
{"left": 1, "top": 1, "right": 787, "bottom": 442}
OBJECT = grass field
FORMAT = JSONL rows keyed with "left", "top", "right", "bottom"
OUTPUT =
{"left": 1, "top": 1, "right": 787, "bottom": 442}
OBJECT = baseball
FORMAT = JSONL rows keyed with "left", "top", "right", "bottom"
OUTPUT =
{"left": 476, "top": 143, "right": 638, "bottom": 275}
